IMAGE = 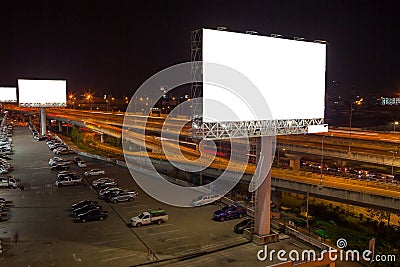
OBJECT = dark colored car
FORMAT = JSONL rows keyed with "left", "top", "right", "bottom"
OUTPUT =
{"left": 95, "top": 181, "right": 118, "bottom": 190}
{"left": 71, "top": 200, "right": 98, "bottom": 210}
{"left": 73, "top": 157, "right": 81, "bottom": 164}
{"left": 213, "top": 205, "right": 246, "bottom": 222}
{"left": 234, "top": 219, "right": 254, "bottom": 234}
{"left": 75, "top": 209, "right": 108, "bottom": 223}
{"left": 58, "top": 172, "right": 79, "bottom": 179}
{"left": 50, "top": 163, "right": 70, "bottom": 171}
{"left": 72, "top": 204, "right": 102, "bottom": 217}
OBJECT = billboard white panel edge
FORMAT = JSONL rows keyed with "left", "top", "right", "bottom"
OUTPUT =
{"left": 18, "top": 79, "right": 67, "bottom": 107}
{"left": 0, "top": 87, "right": 17, "bottom": 102}
{"left": 202, "top": 28, "right": 326, "bottom": 123}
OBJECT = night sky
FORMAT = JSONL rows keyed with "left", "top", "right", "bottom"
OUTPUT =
{"left": 0, "top": 0, "right": 399, "bottom": 98}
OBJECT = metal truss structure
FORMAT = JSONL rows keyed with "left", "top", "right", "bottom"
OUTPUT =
{"left": 191, "top": 29, "right": 203, "bottom": 121}
{"left": 192, "top": 118, "right": 325, "bottom": 140}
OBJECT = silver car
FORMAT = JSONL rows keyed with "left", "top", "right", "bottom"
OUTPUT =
{"left": 107, "top": 190, "right": 138, "bottom": 203}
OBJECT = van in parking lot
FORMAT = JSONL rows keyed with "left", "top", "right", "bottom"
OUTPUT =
{"left": 0, "top": 177, "right": 18, "bottom": 188}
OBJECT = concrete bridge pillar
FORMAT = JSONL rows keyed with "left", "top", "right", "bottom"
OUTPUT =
{"left": 285, "top": 153, "right": 302, "bottom": 170}
{"left": 100, "top": 134, "right": 104, "bottom": 143}
{"left": 40, "top": 107, "right": 47, "bottom": 136}
{"left": 58, "top": 121, "right": 62, "bottom": 132}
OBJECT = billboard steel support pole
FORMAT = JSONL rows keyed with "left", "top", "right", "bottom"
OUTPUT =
{"left": 254, "top": 136, "right": 272, "bottom": 236}
{"left": 40, "top": 107, "right": 46, "bottom": 136}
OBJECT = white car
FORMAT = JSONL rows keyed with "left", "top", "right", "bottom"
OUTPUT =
{"left": 77, "top": 161, "right": 87, "bottom": 168}
{"left": 191, "top": 194, "right": 221, "bottom": 207}
{"left": 84, "top": 169, "right": 105, "bottom": 176}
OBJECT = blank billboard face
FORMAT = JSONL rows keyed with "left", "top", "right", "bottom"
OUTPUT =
{"left": 202, "top": 29, "right": 326, "bottom": 122}
{"left": 18, "top": 79, "right": 67, "bottom": 107}
{"left": 0, "top": 87, "right": 17, "bottom": 102}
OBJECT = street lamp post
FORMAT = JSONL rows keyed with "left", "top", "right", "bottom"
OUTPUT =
{"left": 319, "top": 135, "right": 325, "bottom": 188}
{"left": 394, "top": 121, "right": 399, "bottom": 132}
{"left": 348, "top": 100, "right": 353, "bottom": 153}
{"left": 391, "top": 142, "right": 398, "bottom": 176}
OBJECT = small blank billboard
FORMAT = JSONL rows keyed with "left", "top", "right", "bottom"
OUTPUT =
{"left": 18, "top": 79, "right": 67, "bottom": 107}
{"left": 0, "top": 87, "right": 17, "bottom": 102}
{"left": 202, "top": 29, "right": 326, "bottom": 123}
{"left": 308, "top": 124, "right": 328, "bottom": 133}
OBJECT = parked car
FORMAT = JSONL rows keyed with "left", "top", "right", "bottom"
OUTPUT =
{"left": 0, "top": 177, "right": 18, "bottom": 188}
{"left": 73, "top": 157, "right": 81, "bottom": 164}
{"left": 84, "top": 169, "right": 105, "bottom": 177}
{"left": 75, "top": 209, "right": 108, "bottom": 223}
{"left": 72, "top": 204, "right": 102, "bottom": 217}
{"left": 51, "top": 163, "right": 70, "bottom": 171}
{"left": 130, "top": 209, "right": 168, "bottom": 227}
{"left": 71, "top": 200, "right": 98, "bottom": 210}
{"left": 106, "top": 190, "right": 138, "bottom": 203}
{"left": 212, "top": 205, "right": 246, "bottom": 222}
{"left": 95, "top": 181, "right": 118, "bottom": 190}
{"left": 91, "top": 177, "right": 115, "bottom": 187}
{"left": 98, "top": 187, "right": 121, "bottom": 199}
{"left": 191, "top": 194, "right": 221, "bottom": 206}
{"left": 77, "top": 161, "right": 87, "bottom": 168}
{"left": 58, "top": 172, "right": 79, "bottom": 179}
{"left": 234, "top": 218, "right": 254, "bottom": 234}
{"left": 55, "top": 175, "right": 83, "bottom": 187}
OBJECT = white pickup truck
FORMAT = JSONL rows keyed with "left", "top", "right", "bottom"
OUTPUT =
{"left": 130, "top": 209, "right": 168, "bottom": 227}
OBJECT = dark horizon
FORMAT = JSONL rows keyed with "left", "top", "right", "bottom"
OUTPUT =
{"left": 1, "top": 0, "right": 399, "bottom": 98}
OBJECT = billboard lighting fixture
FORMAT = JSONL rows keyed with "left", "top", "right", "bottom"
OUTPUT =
{"left": 246, "top": 31, "right": 258, "bottom": 35}
{"left": 294, "top": 37, "right": 305, "bottom": 41}
{"left": 217, "top": 26, "right": 227, "bottom": 31}
{"left": 270, "top": 34, "right": 282, "bottom": 38}
{"left": 314, "top": 40, "right": 328, "bottom": 44}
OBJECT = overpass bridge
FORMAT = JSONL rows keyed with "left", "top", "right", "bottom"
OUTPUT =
{"left": 10, "top": 107, "right": 400, "bottom": 212}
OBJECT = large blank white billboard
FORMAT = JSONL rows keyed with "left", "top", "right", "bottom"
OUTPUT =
{"left": 18, "top": 79, "right": 67, "bottom": 107}
{"left": 202, "top": 29, "right": 326, "bottom": 122}
{"left": 0, "top": 87, "right": 17, "bottom": 102}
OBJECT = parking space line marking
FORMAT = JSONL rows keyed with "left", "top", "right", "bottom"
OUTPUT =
{"left": 149, "top": 229, "right": 180, "bottom": 236}
{"left": 101, "top": 253, "right": 138, "bottom": 262}
{"left": 167, "top": 243, "right": 196, "bottom": 250}
{"left": 184, "top": 257, "right": 214, "bottom": 267}
{"left": 92, "top": 238, "right": 122, "bottom": 245}
{"left": 164, "top": 236, "right": 187, "bottom": 242}
{"left": 99, "top": 245, "right": 132, "bottom": 252}
{"left": 121, "top": 204, "right": 149, "bottom": 209}
{"left": 141, "top": 223, "right": 173, "bottom": 228}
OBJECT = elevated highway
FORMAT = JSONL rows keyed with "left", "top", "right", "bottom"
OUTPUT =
{"left": 9, "top": 106, "right": 400, "bottom": 211}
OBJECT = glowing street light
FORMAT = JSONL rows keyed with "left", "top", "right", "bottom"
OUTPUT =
{"left": 84, "top": 91, "right": 94, "bottom": 110}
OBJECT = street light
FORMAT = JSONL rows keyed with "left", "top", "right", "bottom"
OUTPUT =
{"left": 319, "top": 135, "right": 326, "bottom": 189}
{"left": 394, "top": 121, "right": 399, "bottom": 132}
{"left": 348, "top": 100, "right": 353, "bottom": 153}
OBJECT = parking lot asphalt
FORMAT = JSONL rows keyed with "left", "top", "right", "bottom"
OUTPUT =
{"left": 1, "top": 126, "right": 266, "bottom": 267}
